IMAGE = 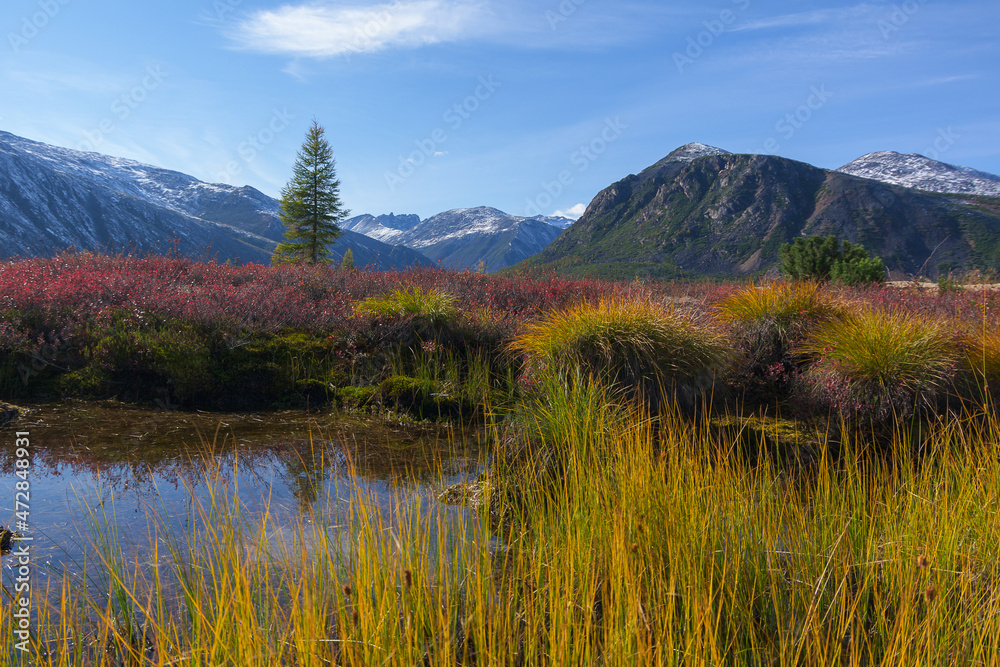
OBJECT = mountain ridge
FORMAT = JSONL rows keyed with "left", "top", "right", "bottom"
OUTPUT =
{"left": 0, "top": 131, "right": 431, "bottom": 269}
{"left": 520, "top": 147, "right": 1000, "bottom": 280}
{"left": 342, "top": 206, "right": 573, "bottom": 271}
{"left": 837, "top": 150, "right": 1000, "bottom": 197}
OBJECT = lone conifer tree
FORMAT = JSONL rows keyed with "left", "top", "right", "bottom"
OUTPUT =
{"left": 272, "top": 120, "right": 349, "bottom": 265}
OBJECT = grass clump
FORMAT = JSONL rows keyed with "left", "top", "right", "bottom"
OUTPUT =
{"left": 716, "top": 281, "right": 844, "bottom": 402}
{"left": 799, "top": 307, "right": 959, "bottom": 421}
{"left": 956, "top": 325, "right": 1000, "bottom": 405}
{"left": 354, "top": 286, "right": 458, "bottom": 327}
{"left": 715, "top": 281, "right": 843, "bottom": 334}
{"left": 511, "top": 298, "right": 729, "bottom": 412}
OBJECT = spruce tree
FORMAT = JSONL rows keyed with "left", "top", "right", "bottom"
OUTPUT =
{"left": 272, "top": 120, "right": 348, "bottom": 265}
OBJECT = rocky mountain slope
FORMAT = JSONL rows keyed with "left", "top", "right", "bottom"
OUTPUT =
{"left": 838, "top": 151, "right": 1000, "bottom": 197}
{"left": 0, "top": 131, "right": 431, "bottom": 269}
{"left": 521, "top": 143, "right": 1000, "bottom": 280}
{"left": 340, "top": 213, "right": 422, "bottom": 245}
{"left": 344, "top": 206, "right": 571, "bottom": 272}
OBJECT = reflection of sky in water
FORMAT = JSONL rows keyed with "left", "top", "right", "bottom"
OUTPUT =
{"left": 0, "top": 403, "right": 483, "bottom": 600}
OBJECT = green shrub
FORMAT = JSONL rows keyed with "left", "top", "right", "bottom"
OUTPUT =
{"left": 337, "top": 385, "right": 376, "bottom": 410}
{"left": 56, "top": 366, "right": 109, "bottom": 398}
{"left": 779, "top": 235, "right": 886, "bottom": 285}
{"left": 90, "top": 316, "right": 213, "bottom": 405}
{"left": 374, "top": 375, "right": 469, "bottom": 420}
{"left": 511, "top": 299, "right": 730, "bottom": 412}
{"left": 937, "top": 273, "right": 964, "bottom": 292}
{"left": 340, "top": 248, "right": 355, "bottom": 270}
{"left": 829, "top": 251, "right": 887, "bottom": 286}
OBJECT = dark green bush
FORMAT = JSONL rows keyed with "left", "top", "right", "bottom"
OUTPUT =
{"left": 779, "top": 235, "right": 886, "bottom": 285}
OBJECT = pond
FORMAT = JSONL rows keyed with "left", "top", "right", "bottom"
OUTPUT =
{"left": 0, "top": 402, "right": 484, "bottom": 608}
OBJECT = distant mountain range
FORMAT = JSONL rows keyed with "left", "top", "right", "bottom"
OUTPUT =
{"left": 0, "top": 130, "right": 571, "bottom": 272}
{"left": 341, "top": 208, "right": 573, "bottom": 272}
{"left": 4, "top": 130, "right": 999, "bottom": 280}
{"left": 0, "top": 131, "right": 430, "bottom": 269}
{"left": 520, "top": 143, "right": 1000, "bottom": 280}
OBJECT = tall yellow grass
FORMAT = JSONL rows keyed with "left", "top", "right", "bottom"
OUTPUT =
{"left": 4, "top": 399, "right": 1000, "bottom": 665}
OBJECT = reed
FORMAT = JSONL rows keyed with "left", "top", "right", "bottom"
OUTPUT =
{"left": 3, "top": 400, "right": 1000, "bottom": 665}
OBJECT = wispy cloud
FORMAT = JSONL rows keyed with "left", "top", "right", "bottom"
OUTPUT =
{"left": 3, "top": 55, "right": 127, "bottom": 96}
{"left": 228, "top": 1, "right": 488, "bottom": 58}
{"left": 907, "top": 74, "right": 980, "bottom": 87}
{"left": 733, "top": 9, "right": 848, "bottom": 33}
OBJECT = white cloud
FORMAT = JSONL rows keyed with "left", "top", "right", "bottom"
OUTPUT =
{"left": 229, "top": 1, "right": 487, "bottom": 58}
{"left": 553, "top": 203, "right": 586, "bottom": 219}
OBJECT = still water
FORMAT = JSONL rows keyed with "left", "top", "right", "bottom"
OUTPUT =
{"left": 0, "top": 402, "right": 483, "bottom": 600}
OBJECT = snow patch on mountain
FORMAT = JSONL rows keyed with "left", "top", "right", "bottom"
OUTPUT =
{"left": 664, "top": 142, "right": 732, "bottom": 163}
{"left": 341, "top": 213, "right": 420, "bottom": 245}
{"left": 837, "top": 151, "right": 1000, "bottom": 197}
{"left": 532, "top": 214, "right": 576, "bottom": 229}
{"left": 0, "top": 130, "right": 431, "bottom": 269}
{"left": 345, "top": 206, "right": 568, "bottom": 271}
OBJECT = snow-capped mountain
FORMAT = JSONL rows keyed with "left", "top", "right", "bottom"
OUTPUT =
{"left": 0, "top": 131, "right": 431, "bottom": 269}
{"left": 344, "top": 206, "right": 569, "bottom": 272}
{"left": 635, "top": 142, "right": 732, "bottom": 184}
{"left": 837, "top": 151, "right": 1000, "bottom": 197}
{"left": 529, "top": 214, "right": 576, "bottom": 230}
{"left": 341, "top": 213, "right": 422, "bottom": 245}
{"left": 663, "top": 142, "right": 732, "bottom": 163}
{"left": 526, "top": 146, "right": 1000, "bottom": 281}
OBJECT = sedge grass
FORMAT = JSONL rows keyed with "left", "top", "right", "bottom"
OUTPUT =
{"left": 4, "top": 404, "right": 1000, "bottom": 665}
{"left": 960, "top": 325, "right": 1000, "bottom": 402}
{"left": 714, "top": 280, "right": 844, "bottom": 335}
{"left": 354, "top": 286, "right": 458, "bottom": 327}
{"left": 799, "top": 307, "right": 960, "bottom": 420}
{"left": 511, "top": 298, "right": 730, "bottom": 411}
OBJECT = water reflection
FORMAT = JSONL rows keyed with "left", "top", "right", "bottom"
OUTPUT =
{"left": 0, "top": 402, "right": 482, "bottom": 595}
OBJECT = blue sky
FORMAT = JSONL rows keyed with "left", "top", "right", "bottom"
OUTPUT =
{"left": 2, "top": 0, "right": 998, "bottom": 220}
